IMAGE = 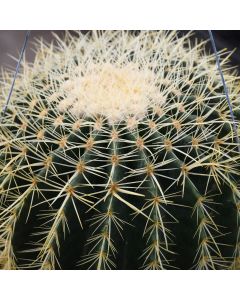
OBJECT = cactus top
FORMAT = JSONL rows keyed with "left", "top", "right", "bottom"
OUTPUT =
{"left": 52, "top": 31, "right": 171, "bottom": 124}
{"left": 57, "top": 62, "right": 165, "bottom": 124}
{"left": 2, "top": 30, "right": 223, "bottom": 125}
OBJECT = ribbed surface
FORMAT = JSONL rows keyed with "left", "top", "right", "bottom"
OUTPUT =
{"left": 0, "top": 31, "right": 240, "bottom": 269}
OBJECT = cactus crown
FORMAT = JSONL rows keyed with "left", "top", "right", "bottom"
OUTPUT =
{"left": 0, "top": 31, "right": 240, "bottom": 270}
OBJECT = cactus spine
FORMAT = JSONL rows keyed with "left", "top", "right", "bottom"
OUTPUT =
{"left": 0, "top": 31, "right": 240, "bottom": 269}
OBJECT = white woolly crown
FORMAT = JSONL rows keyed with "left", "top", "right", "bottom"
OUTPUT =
{"left": 3, "top": 30, "right": 224, "bottom": 125}
{"left": 1, "top": 30, "right": 237, "bottom": 125}
{"left": 57, "top": 62, "right": 165, "bottom": 124}
{"left": 53, "top": 31, "right": 171, "bottom": 123}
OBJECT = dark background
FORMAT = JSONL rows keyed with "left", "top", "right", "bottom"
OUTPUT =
{"left": 0, "top": 31, "right": 65, "bottom": 71}
{"left": 0, "top": 30, "right": 240, "bottom": 71}
{"left": 196, "top": 30, "right": 240, "bottom": 70}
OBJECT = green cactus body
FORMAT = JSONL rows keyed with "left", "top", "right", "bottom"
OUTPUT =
{"left": 0, "top": 31, "right": 239, "bottom": 269}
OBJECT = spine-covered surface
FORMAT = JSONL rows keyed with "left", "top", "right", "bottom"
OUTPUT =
{"left": 0, "top": 31, "right": 239, "bottom": 269}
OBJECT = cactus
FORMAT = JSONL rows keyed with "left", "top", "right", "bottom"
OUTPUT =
{"left": 0, "top": 30, "right": 240, "bottom": 270}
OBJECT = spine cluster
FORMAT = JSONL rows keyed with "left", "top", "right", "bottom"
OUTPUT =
{"left": 0, "top": 31, "right": 239, "bottom": 269}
